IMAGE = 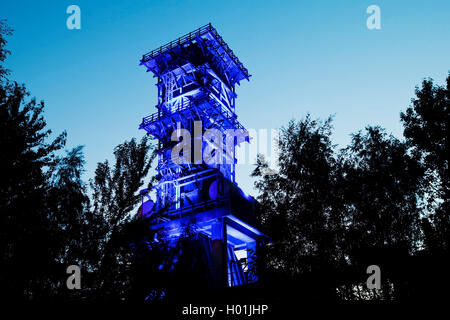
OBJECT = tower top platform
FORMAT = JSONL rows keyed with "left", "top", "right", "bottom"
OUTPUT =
{"left": 140, "top": 23, "right": 251, "bottom": 86}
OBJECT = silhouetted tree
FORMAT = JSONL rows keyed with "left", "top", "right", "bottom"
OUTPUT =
{"left": 0, "top": 19, "right": 12, "bottom": 82}
{"left": 1, "top": 22, "right": 99, "bottom": 301}
{"left": 45, "top": 146, "right": 107, "bottom": 301}
{"left": 253, "top": 118, "right": 426, "bottom": 301}
{"left": 401, "top": 74, "right": 449, "bottom": 252}
{"left": 0, "top": 79, "right": 66, "bottom": 301}
{"left": 252, "top": 115, "right": 346, "bottom": 300}
{"left": 89, "top": 136, "right": 156, "bottom": 300}
{"left": 338, "top": 126, "right": 424, "bottom": 300}
{"left": 340, "top": 126, "right": 423, "bottom": 252}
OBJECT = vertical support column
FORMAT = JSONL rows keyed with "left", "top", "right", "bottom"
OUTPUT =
{"left": 222, "top": 219, "right": 228, "bottom": 287}
{"left": 211, "top": 218, "right": 228, "bottom": 288}
{"left": 157, "top": 77, "right": 162, "bottom": 105}
{"left": 175, "top": 168, "right": 181, "bottom": 210}
{"left": 232, "top": 137, "right": 236, "bottom": 183}
{"left": 246, "top": 240, "right": 258, "bottom": 283}
{"left": 193, "top": 120, "right": 203, "bottom": 165}
{"left": 175, "top": 186, "right": 180, "bottom": 209}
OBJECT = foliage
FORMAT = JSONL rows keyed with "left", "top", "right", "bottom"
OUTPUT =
{"left": 0, "top": 19, "right": 12, "bottom": 81}
{"left": 252, "top": 115, "right": 345, "bottom": 276}
{"left": 401, "top": 74, "right": 449, "bottom": 252}
{"left": 0, "top": 81, "right": 66, "bottom": 301}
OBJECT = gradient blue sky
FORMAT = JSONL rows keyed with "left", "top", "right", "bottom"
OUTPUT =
{"left": 1, "top": 0, "right": 449, "bottom": 195}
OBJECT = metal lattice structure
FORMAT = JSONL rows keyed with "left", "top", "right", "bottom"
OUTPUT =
{"left": 138, "top": 23, "right": 262, "bottom": 288}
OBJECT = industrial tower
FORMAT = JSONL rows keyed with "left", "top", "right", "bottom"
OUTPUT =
{"left": 138, "top": 23, "right": 262, "bottom": 288}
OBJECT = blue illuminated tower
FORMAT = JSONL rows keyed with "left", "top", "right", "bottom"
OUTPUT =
{"left": 138, "top": 24, "right": 262, "bottom": 288}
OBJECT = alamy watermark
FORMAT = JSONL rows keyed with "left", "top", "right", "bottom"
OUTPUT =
{"left": 66, "top": 5, "right": 81, "bottom": 30}
{"left": 170, "top": 121, "right": 279, "bottom": 176}
{"left": 66, "top": 265, "right": 81, "bottom": 289}
{"left": 366, "top": 5, "right": 381, "bottom": 30}
{"left": 366, "top": 265, "right": 381, "bottom": 290}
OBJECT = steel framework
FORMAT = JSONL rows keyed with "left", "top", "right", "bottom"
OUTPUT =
{"left": 138, "top": 23, "right": 261, "bottom": 288}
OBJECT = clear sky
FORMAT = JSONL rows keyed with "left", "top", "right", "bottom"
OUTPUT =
{"left": 1, "top": 0, "right": 449, "bottom": 196}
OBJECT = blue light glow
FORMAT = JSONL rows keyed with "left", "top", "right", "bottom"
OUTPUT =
{"left": 137, "top": 24, "right": 262, "bottom": 288}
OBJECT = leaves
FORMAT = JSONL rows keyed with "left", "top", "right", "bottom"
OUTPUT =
{"left": 0, "top": 19, "right": 12, "bottom": 81}
{"left": 0, "top": 81, "right": 66, "bottom": 302}
{"left": 252, "top": 115, "right": 343, "bottom": 275}
{"left": 253, "top": 116, "right": 427, "bottom": 300}
{"left": 401, "top": 74, "right": 450, "bottom": 252}
{"left": 90, "top": 136, "right": 155, "bottom": 228}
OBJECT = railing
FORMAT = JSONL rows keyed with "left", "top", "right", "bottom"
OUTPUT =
{"left": 164, "top": 196, "right": 230, "bottom": 219}
{"left": 142, "top": 23, "right": 213, "bottom": 62}
{"left": 140, "top": 23, "right": 249, "bottom": 79}
{"left": 140, "top": 94, "right": 246, "bottom": 131}
{"left": 140, "top": 98, "right": 192, "bottom": 128}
